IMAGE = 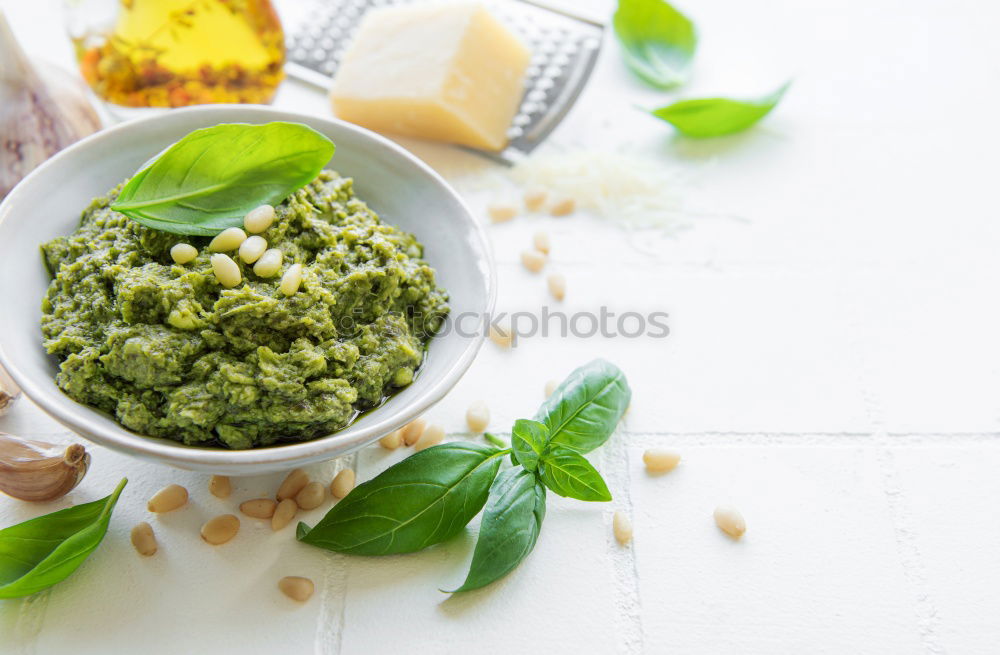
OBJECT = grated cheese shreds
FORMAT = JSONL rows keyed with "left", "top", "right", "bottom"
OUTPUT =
{"left": 509, "top": 149, "right": 689, "bottom": 233}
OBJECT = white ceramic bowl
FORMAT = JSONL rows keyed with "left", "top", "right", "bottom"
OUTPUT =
{"left": 0, "top": 105, "right": 494, "bottom": 474}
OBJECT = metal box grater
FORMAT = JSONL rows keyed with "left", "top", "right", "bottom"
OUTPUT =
{"left": 286, "top": 0, "right": 605, "bottom": 164}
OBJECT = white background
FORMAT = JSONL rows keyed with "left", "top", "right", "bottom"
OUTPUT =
{"left": 2, "top": 0, "right": 998, "bottom": 653}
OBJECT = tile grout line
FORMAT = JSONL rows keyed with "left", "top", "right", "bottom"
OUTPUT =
{"left": 604, "top": 427, "right": 645, "bottom": 655}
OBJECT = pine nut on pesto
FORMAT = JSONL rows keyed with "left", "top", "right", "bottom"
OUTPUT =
{"left": 40, "top": 171, "right": 450, "bottom": 449}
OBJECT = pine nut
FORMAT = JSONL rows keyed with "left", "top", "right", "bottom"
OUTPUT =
{"left": 131, "top": 522, "right": 157, "bottom": 556}
{"left": 414, "top": 424, "right": 445, "bottom": 451}
{"left": 330, "top": 469, "right": 356, "bottom": 499}
{"left": 271, "top": 498, "right": 297, "bottom": 531}
{"left": 240, "top": 498, "right": 277, "bottom": 519}
{"left": 714, "top": 506, "right": 746, "bottom": 539}
{"left": 278, "top": 576, "right": 314, "bottom": 602}
{"left": 209, "top": 227, "right": 247, "bottom": 252}
{"left": 296, "top": 481, "right": 326, "bottom": 510}
{"left": 533, "top": 231, "right": 551, "bottom": 254}
{"left": 244, "top": 204, "right": 276, "bottom": 233}
{"left": 276, "top": 468, "right": 310, "bottom": 501}
{"left": 201, "top": 514, "right": 240, "bottom": 545}
{"left": 544, "top": 379, "right": 558, "bottom": 397}
{"left": 643, "top": 449, "right": 681, "bottom": 474}
{"left": 466, "top": 400, "right": 490, "bottom": 433}
{"left": 401, "top": 418, "right": 426, "bottom": 446}
{"left": 211, "top": 254, "right": 241, "bottom": 288}
{"left": 524, "top": 187, "right": 547, "bottom": 211}
{"left": 280, "top": 263, "right": 303, "bottom": 296}
{"left": 208, "top": 474, "right": 231, "bottom": 499}
{"left": 490, "top": 321, "right": 513, "bottom": 348}
{"left": 238, "top": 235, "right": 268, "bottom": 264}
{"left": 613, "top": 511, "right": 633, "bottom": 545}
{"left": 521, "top": 249, "right": 547, "bottom": 273}
{"left": 170, "top": 243, "right": 198, "bottom": 264}
{"left": 487, "top": 202, "right": 518, "bottom": 223}
{"left": 549, "top": 197, "right": 576, "bottom": 217}
{"left": 253, "top": 248, "right": 283, "bottom": 278}
{"left": 547, "top": 273, "right": 566, "bottom": 300}
{"left": 148, "top": 484, "right": 188, "bottom": 513}
{"left": 379, "top": 430, "right": 402, "bottom": 449}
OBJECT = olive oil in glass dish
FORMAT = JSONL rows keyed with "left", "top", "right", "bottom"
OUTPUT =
{"left": 66, "top": 0, "right": 285, "bottom": 113}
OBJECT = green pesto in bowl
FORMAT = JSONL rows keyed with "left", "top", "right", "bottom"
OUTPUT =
{"left": 40, "top": 171, "right": 449, "bottom": 449}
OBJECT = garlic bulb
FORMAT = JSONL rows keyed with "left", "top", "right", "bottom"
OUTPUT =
{"left": 0, "top": 433, "right": 90, "bottom": 502}
{"left": 0, "top": 10, "right": 101, "bottom": 198}
{"left": 0, "top": 365, "right": 19, "bottom": 416}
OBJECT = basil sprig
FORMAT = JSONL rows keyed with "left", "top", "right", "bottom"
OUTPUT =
{"left": 651, "top": 83, "right": 791, "bottom": 138}
{"left": 111, "top": 122, "right": 335, "bottom": 236}
{"left": 613, "top": 0, "right": 697, "bottom": 89}
{"left": 298, "top": 359, "right": 630, "bottom": 593}
{"left": 0, "top": 478, "right": 127, "bottom": 598}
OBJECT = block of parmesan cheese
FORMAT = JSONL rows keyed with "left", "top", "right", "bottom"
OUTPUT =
{"left": 329, "top": 2, "right": 531, "bottom": 151}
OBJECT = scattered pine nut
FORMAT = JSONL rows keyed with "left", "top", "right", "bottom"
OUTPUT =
{"left": 487, "top": 202, "right": 518, "bottom": 223}
{"left": 534, "top": 232, "right": 551, "bottom": 255}
{"left": 296, "top": 481, "right": 326, "bottom": 510}
{"left": 201, "top": 514, "right": 240, "bottom": 545}
{"left": 490, "top": 322, "right": 514, "bottom": 349}
{"left": 379, "top": 430, "right": 402, "bottom": 449}
{"left": 643, "top": 449, "right": 681, "bottom": 474}
{"left": 547, "top": 273, "right": 566, "bottom": 301}
{"left": 414, "top": 424, "right": 446, "bottom": 451}
{"left": 209, "top": 227, "right": 247, "bottom": 252}
{"left": 239, "top": 235, "right": 268, "bottom": 264}
{"left": 714, "top": 506, "right": 746, "bottom": 539}
{"left": 253, "top": 248, "right": 283, "bottom": 278}
{"left": 330, "top": 469, "right": 356, "bottom": 499}
{"left": 278, "top": 576, "right": 314, "bottom": 602}
{"left": 544, "top": 380, "right": 558, "bottom": 397}
{"left": 130, "top": 522, "right": 157, "bottom": 557}
{"left": 549, "top": 197, "right": 576, "bottom": 217}
{"left": 276, "top": 469, "right": 310, "bottom": 501}
{"left": 401, "top": 418, "right": 427, "bottom": 446}
{"left": 524, "top": 187, "right": 547, "bottom": 211}
{"left": 280, "top": 263, "right": 304, "bottom": 296}
{"left": 170, "top": 243, "right": 198, "bottom": 265}
{"left": 244, "top": 204, "right": 276, "bottom": 234}
{"left": 211, "top": 254, "right": 242, "bottom": 288}
{"left": 209, "top": 475, "right": 231, "bottom": 499}
{"left": 613, "top": 511, "right": 633, "bottom": 545}
{"left": 466, "top": 401, "right": 490, "bottom": 433}
{"left": 147, "top": 484, "right": 188, "bottom": 513}
{"left": 521, "top": 249, "right": 547, "bottom": 273}
{"left": 271, "top": 498, "right": 297, "bottom": 531}
{"left": 240, "top": 498, "right": 277, "bottom": 519}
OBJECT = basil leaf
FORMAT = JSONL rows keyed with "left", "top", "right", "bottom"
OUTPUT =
{"left": 538, "top": 448, "right": 612, "bottom": 502}
{"left": 0, "top": 478, "right": 127, "bottom": 598}
{"left": 535, "top": 359, "right": 631, "bottom": 454}
{"left": 510, "top": 419, "right": 548, "bottom": 472}
{"left": 448, "top": 468, "right": 546, "bottom": 593}
{"left": 613, "top": 0, "right": 697, "bottom": 89}
{"left": 111, "top": 122, "right": 335, "bottom": 236}
{"left": 650, "top": 82, "right": 790, "bottom": 138}
{"left": 297, "top": 443, "right": 505, "bottom": 555}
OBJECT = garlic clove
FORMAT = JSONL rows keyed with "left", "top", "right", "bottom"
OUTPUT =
{"left": 0, "top": 365, "right": 20, "bottom": 417}
{"left": 0, "top": 434, "right": 90, "bottom": 502}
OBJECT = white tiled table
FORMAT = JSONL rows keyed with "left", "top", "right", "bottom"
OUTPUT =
{"left": 2, "top": 0, "right": 998, "bottom": 653}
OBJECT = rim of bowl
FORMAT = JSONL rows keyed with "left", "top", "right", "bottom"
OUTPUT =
{"left": 0, "top": 105, "right": 496, "bottom": 470}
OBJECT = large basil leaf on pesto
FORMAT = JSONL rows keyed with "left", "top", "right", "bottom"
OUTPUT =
{"left": 297, "top": 443, "right": 504, "bottom": 555}
{"left": 535, "top": 359, "right": 631, "bottom": 454}
{"left": 111, "top": 122, "right": 335, "bottom": 236}
{"left": 613, "top": 0, "right": 697, "bottom": 89}
{"left": 538, "top": 447, "right": 612, "bottom": 502}
{"left": 448, "top": 468, "right": 546, "bottom": 593}
{"left": 651, "top": 83, "right": 790, "bottom": 138}
{"left": 0, "top": 478, "right": 127, "bottom": 599}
